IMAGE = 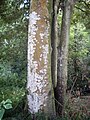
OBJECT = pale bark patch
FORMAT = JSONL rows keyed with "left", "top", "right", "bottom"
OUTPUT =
{"left": 27, "top": 10, "right": 51, "bottom": 113}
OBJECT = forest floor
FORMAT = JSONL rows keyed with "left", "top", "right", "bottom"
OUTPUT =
{"left": 66, "top": 94, "right": 90, "bottom": 118}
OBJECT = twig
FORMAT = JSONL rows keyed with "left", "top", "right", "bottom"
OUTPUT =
{"left": 75, "top": 6, "right": 86, "bottom": 13}
{"left": 53, "top": 97, "right": 63, "bottom": 107}
{"left": 70, "top": 77, "right": 77, "bottom": 94}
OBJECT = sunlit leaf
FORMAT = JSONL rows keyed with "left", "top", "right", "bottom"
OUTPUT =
{"left": 3, "top": 103, "right": 12, "bottom": 110}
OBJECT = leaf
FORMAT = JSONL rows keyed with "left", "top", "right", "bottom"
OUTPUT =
{"left": 4, "top": 99, "right": 12, "bottom": 104}
{"left": 0, "top": 108, "right": 5, "bottom": 120}
{"left": 3, "top": 104, "right": 12, "bottom": 110}
{"left": 1, "top": 100, "right": 5, "bottom": 105}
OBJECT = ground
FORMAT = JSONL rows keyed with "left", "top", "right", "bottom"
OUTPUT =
{"left": 66, "top": 94, "right": 90, "bottom": 119}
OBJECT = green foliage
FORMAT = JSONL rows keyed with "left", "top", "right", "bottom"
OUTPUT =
{"left": 0, "top": 108, "right": 5, "bottom": 120}
{"left": 0, "top": 0, "right": 28, "bottom": 108}
{"left": 0, "top": 99, "right": 12, "bottom": 120}
{"left": 69, "top": 23, "right": 89, "bottom": 59}
{"left": 73, "top": 1, "right": 90, "bottom": 31}
{"left": 68, "top": 16, "right": 90, "bottom": 90}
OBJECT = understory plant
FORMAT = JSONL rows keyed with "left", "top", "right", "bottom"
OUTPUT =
{"left": 0, "top": 99, "right": 12, "bottom": 120}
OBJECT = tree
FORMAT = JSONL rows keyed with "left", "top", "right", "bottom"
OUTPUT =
{"left": 27, "top": 0, "right": 90, "bottom": 117}
{"left": 27, "top": 0, "right": 55, "bottom": 118}
{"left": 51, "top": 0, "right": 60, "bottom": 88}
{"left": 0, "top": 0, "right": 90, "bottom": 119}
{"left": 54, "top": 0, "right": 77, "bottom": 116}
{"left": 27, "top": 0, "right": 79, "bottom": 117}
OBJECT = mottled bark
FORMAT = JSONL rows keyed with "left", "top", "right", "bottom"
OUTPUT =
{"left": 27, "top": 0, "right": 55, "bottom": 116}
{"left": 55, "top": 0, "right": 77, "bottom": 116}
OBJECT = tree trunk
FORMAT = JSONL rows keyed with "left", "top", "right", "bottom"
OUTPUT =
{"left": 51, "top": 0, "right": 60, "bottom": 88}
{"left": 55, "top": 0, "right": 77, "bottom": 116}
{"left": 27, "top": 0, "right": 55, "bottom": 117}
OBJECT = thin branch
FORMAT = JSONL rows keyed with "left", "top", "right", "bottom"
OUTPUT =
{"left": 81, "top": 0, "right": 90, "bottom": 9}
{"left": 75, "top": 5, "right": 86, "bottom": 13}
{"left": 53, "top": 97, "right": 63, "bottom": 107}
{"left": 70, "top": 77, "right": 77, "bottom": 94}
{"left": 75, "top": 5, "right": 90, "bottom": 18}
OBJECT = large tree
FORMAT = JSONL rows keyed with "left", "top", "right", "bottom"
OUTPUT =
{"left": 27, "top": 0, "right": 79, "bottom": 118}
{"left": 27, "top": 0, "right": 55, "bottom": 118}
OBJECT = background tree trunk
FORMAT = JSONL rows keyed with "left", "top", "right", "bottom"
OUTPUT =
{"left": 55, "top": 0, "right": 77, "bottom": 116}
{"left": 27, "top": 0, "right": 55, "bottom": 117}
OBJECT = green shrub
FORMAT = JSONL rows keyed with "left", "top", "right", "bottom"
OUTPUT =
{"left": 0, "top": 99, "right": 12, "bottom": 120}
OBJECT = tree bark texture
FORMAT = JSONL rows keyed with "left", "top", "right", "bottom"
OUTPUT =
{"left": 55, "top": 0, "right": 77, "bottom": 116}
{"left": 27, "top": 0, "right": 55, "bottom": 116}
{"left": 51, "top": 0, "right": 60, "bottom": 88}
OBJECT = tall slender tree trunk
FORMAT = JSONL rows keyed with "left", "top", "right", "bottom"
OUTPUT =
{"left": 51, "top": 0, "right": 60, "bottom": 88}
{"left": 27, "top": 0, "right": 55, "bottom": 117}
{"left": 55, "top": 0, "right": 77, "bottom": 116}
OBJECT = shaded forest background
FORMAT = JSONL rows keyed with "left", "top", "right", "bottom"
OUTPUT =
{"left": 0, "top": 0, "right": 90, "bottom": 119}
